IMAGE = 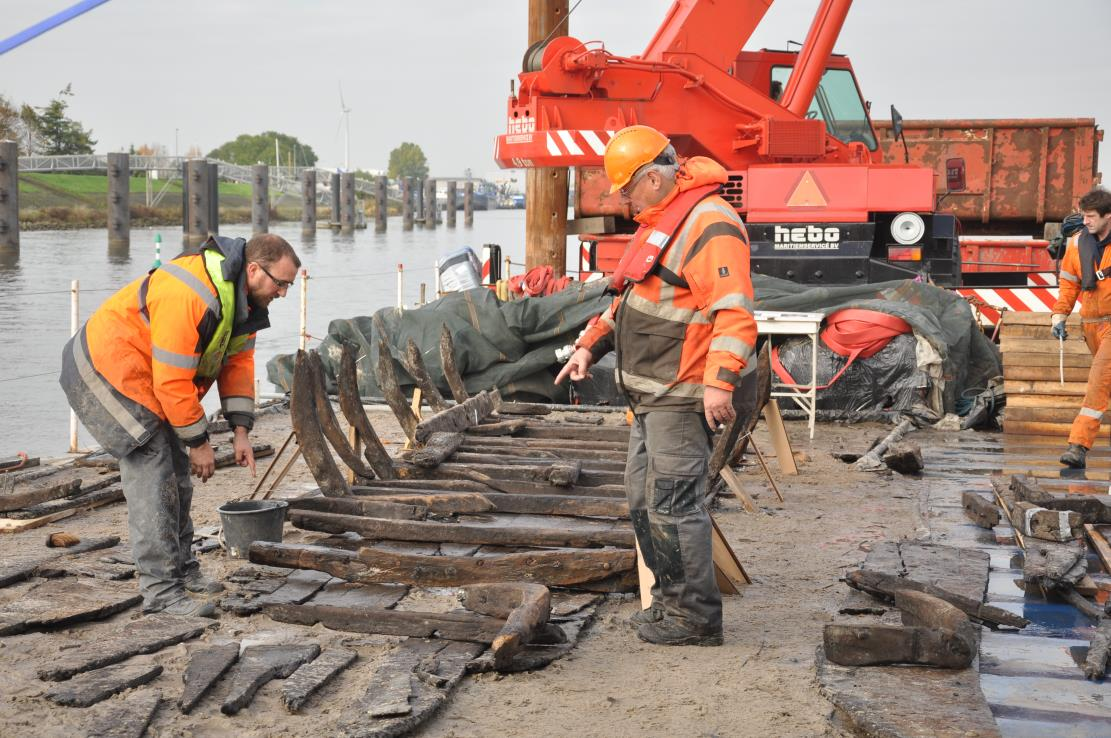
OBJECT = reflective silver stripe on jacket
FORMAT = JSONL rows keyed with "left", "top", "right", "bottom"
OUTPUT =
{"left": 159, "top": 262, "right": 221, "bottom": 313}
{"left": 617, "top": 369, "right": 705, "bottom": 398}
{"left": 152, "top": 345, "right": 200, "bottom": 370}
{"left": 707, "top": 292, "right": 755, "bottom": 317}
{"left": 660, "top": 199, "right": 743, "bottom": 275}
{"left": 71, "top": 333, "right": 149, "bottom": 443}
{"left": 1060, "top": 270, "right": 1080, "bottom": 284}
{"left": 624, "top": 291, "right": 710, "bottom": 325}
{"left": 1080, "top": 407, "right": 1103, "bottom": 420}
{"left": 173, "top": 416, "right": 209, "bottom": 440}
{"left": 229, "top": 336, "right": 256, "bottom": 354}
{"left": 222, "top": 396, "right": 255, "bottom": 415}
{"left": 708, "top": 335, "right": 754, "bottom": 361}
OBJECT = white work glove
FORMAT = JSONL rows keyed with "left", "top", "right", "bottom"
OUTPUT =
{"left": 1051, "top": 313, "right": 1068, "bottom": 340}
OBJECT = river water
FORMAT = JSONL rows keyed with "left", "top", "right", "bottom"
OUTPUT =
{"left": 0, "top": 210, "right": 572, "bottom": 457}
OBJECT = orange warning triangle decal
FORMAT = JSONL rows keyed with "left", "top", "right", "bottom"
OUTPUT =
{"left": 786, "top": 170, "right": 827, "bottom": 208}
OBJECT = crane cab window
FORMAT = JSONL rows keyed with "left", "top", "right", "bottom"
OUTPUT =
{"left": 771, "top": 66, "right": 877, "bottom": 150}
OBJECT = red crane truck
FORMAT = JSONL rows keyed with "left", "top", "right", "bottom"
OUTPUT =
{"left": 493, "top": 0, "right": 1101, "bottom": 322}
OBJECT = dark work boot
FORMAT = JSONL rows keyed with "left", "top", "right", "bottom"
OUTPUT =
{"left": 628, "top": 603, "right": 665, "bottom": 628}
{"left": 149, "top": 595, "right": 217, "bottom": 619}
{"left": 1060, "top": 444, "right": 1088, "bottom": 469}
{"left": 184, "top": 570, "right": 225, "bottom": 594}
{"left": 637, "top": 616, "right": 722, "bottom": 647}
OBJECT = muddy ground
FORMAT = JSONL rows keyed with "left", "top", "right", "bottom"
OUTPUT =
{"left": 0, "top": 406, "right": 937, "bottom": 737}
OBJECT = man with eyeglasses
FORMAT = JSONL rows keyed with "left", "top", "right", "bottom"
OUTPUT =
{"left": 556, "top": 125, "right": 756, "bottom": 646}
{"left": 60, "top": 233, "right": 300, "bottom": 617}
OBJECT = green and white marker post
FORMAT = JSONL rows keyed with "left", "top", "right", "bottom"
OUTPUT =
{"left": 152, "top": 232, "right": 162, "bottom": 269}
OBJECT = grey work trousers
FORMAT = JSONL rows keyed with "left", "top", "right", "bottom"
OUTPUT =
{"left": 118, "top": 423, "right": 199, "bottom": 610}
{"left": 625, "top": 410, "right": 721, "bottom": 632}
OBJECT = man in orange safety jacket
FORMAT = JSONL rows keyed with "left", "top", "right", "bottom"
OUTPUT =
{"left": 556, "top": 125, "right": 757, "bottom": 646}
{"left": 60, "top": 234, "right": 300, "bottom": 616}
{"left": 1054, "top": 188, "right": 1111, "bottom": 468}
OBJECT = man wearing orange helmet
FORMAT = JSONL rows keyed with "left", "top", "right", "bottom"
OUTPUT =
{"left": 556, "top": 125, "right": 757, "bottom": 646}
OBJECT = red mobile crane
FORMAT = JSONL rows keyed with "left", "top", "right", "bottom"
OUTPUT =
{"left": 495, "top": 0, "right": 963, "bottom": 287}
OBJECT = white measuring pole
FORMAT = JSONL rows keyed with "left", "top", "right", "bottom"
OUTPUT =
{"left": 299, "top": 268, "right": 309, "bottom": 351}
{"left": 397, "top": 263, "right": 405, "bottom": 312}
{"left": 69, "top": 280, "right": 80, "bottom": 453}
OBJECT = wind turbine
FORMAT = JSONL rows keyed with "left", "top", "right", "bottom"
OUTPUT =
{"left": 338, "top": 83, "right": 351, "bottom": 171}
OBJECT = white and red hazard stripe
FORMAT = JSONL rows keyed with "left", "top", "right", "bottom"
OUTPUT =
{"left": 956, "top": 273, "right": 1072, "bottom": 326}
{"left": 494, "top": 129, "right": 614, "bottom": 168}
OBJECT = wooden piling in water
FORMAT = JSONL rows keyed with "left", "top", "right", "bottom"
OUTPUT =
{"left": 302, "top": 169, "right": 316, "bottom": 236}
{"left": 207, "top": 161, "right": 219, "bottom": 235}
{"left": 424, "top": 178, "right": 437, "bottom": 227}
{"left": 252, "top": 164, "right": 269, "bottom": 236}
{"left": 0, "top": 141, "right": 18, "bottom": 259}
{"left": 446, "top": 181, "right": 457, "bottom": 228}
{"left": 184, "top": 159, "right": 212, "bottom": 249}
{"left": 401, "top": 177, "right": 413, "bottom": 230}
{"left": 464, "top": 181, "right": 474, "bottom": 227}
{"left": 107, "top": 152, "right": 130, "bottom": 253}
{"left": 330, "top": 172, "right": 341, "bottom": 228}
{"left": 340, "top": 172, "right": 355, "bottom": 233}
{"left": 376, "top": 176, "right": 387, "bottom": 233}
{"left": 525, "top": 0, "right": 569, "bottom": 276}
{"left": 416, "top": 177, "right": 425, "bottom": 226}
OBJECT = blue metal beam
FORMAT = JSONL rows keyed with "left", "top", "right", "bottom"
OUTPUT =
{"left": 0, "top": 0, "right": 113, "bottom": 57}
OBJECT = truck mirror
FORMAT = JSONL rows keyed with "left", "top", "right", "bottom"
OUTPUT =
{"left": 945, "top": 157, "right": 967, "bottom": 192}
{"left": 890, "top": 105, "right": 904, "bottom": 139}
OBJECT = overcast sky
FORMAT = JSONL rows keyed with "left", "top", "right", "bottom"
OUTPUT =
{"left": 2, "top": 0, "right": 1108, "bottom": 180}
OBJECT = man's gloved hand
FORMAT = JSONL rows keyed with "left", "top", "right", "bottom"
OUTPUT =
{"left": 1051, "top": 313, "right": 1068, "bottom": 340}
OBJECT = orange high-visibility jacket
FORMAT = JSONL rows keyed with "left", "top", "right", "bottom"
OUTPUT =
{"left": 1054, "top": 231, "right": 1111, "bottom": 319}
{"left": 576, "top": 157, "right": 757, "bottom": 413}
{"left": 60, "top": 236, "right": 265, "bottom": 456}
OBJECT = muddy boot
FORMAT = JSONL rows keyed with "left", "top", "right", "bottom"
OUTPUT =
{"left": 628, "top": 602, "right": 665, "bottom": 628}
{"left": 637, "top": 616, "right": 722, "bottom": 647}
{"left": 184, "top": 570, "right": 225, "bottom": 594}
{"left": 1060, "top": 444, "right": 1088, "bottom": 469}
{"left": 153, "top": 595, "right": 217, "bottom": 619}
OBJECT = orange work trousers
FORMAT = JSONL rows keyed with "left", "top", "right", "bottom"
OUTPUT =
{"left": 1070, "top": 320, "right": 1111, "bottom": 448}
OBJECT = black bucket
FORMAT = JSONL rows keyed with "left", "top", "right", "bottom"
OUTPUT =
{"left": 217, "top": 500, "right": 288, "bottom": 559}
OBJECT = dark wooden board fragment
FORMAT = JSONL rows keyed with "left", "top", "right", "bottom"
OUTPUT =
{"left": 406, "top": 431, "right": 464, "bottom": 468}
{"left": 289, "top": 509, "right": 634, "bottom": 548}
{"left": 84, "top": 688, "right": 162, "bottom": 738}
{"left": 0, "top": 578, "right": 141, "bottom": 636}
{"left": 249, "top": 541, "right": 636, "bottom": 590}
{"left": 439, "top": 323, "right": 469, "bottom": 404}
{"left": 359, "top": 640, "right": 446, "bottom": 719}
{"left": 0, "top": 471, "right": 82, "bottom": 512}
{"left": 414, "top": 390, "right": 501, "bottom": 443}
{"left": 221, "top": 643, "right": 321, "bottom": 715}
{"left": 403, "top": 337, "right": 449, "bottom": 413}
{"left": 179, "top": 642, "right": 240, "bottom": 714}
{"left": 337, "top": 341, "right": 396, "bottom": 479}
{"left": 288, "top": 495, "right": 427, "bottom": 521}
{"left": 961, "top": 491, "right": 1001, "bottom": 529}
{"left": 45, "top": 662, "right": 163, "bottom": 707}
{"left": 307, "top": 350, "right": 375, "bottom": 479}
{"left": 281, "top": 647, "right": 358, "bottom": 712}
{"left": 39, "top": 613, "right": 211, "bottom": 681}
{"left": 6, "top": 483, "right": 124, "bottom": 520}
{"left": 266, "top": 602, "right": 505, "bottom": 642}
{"left": 309, "top": 579, "right": 408, "bottom": 609}
{"left": 0, "top": 535, "right": 119, "bottom": 588}
{"left": 291, "top": 349, "right": 351, "bottom": 496}
{"left": 497, "top": 401, "right": 552, "bottom": 416}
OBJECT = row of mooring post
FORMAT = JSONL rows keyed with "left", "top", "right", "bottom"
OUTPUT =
{"left": 0, "top": 142, "right": 480, "bottom": 259}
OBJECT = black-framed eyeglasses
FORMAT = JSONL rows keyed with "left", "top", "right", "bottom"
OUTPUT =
{"left": 255, "top": 262, "right": 294, "bottom": 290}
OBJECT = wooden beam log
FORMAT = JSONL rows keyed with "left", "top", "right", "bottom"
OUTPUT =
{"left": 459, "top": 582, "right": 551, "bottom": 671}
{"left": 287, "top": 496, "right": 428, "bottom": 520}
{"left": 515, "top": 423, "right": 631, "bottom": 443}
{"left": 440, "top": 322, "right": 469, "bottom": 403}
{"left": 266, "top": 602, "right": 504, "bottom": 642}
{"left": 376, "top": 336, "right": 420, "bottom": 444}
{"left": 351, "top": 488, "right": 625, "bottom": 517}
{"left": 289, "top": 509, "right": 634, "bottom": 549}
{"left": 497, "top": 402, "right": 552, "bottom": 416}
{"left": 415, "top": 390, "right": 502, "bottom": 443}
{"left": 843, "top": 568, "right": 1028, "bottom": 629}
{"left": 961, "top": 491, "right": 1001, "bottom": 529}
{"left": 346, "top": 492, "right": 495, "bottom": 514}
{"left": 456, "top": 444, "right": 626, "bottom": 463}
{"left": 405, "top": 431, "right": 464, "bottom": 468}
{"left": 447, "top": 451, "right": 626, "bottom": 473}
{"left": 291, "top": 350, "right": 349, "bottom": 496}
{"left": 1023, "top": 539, "right": 1088, "bottom": 589}
{"left": 337, "top": 341, "right": 396, "bottom": 479}
{"left": 465, "top": 418, "right": 527, "bottom": 436}
{"left": 248, "top": 541, "right": 636, "bottom": 589}
{"left": 1011, "top": 501, "right": 1082, "bottom": 542}
{"left": 404, "top": 337, "right": 449, "bottom": 413}
{"left": 1084, "top": 618, "right": 1111, "bottom": 680}
{"left": 459, "top": 436, "right": 629, "bottom": 453}
{"left": 392, "top": 465, "right": 623, "bottom": 496}
{"left": 306, "top": 350, "right": 375, "bottom": 479}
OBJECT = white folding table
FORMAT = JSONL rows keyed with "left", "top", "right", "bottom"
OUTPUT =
{"left": 754, "top": 310, "right": 824, "bottom": 439}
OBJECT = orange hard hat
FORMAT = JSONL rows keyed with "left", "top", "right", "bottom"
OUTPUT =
{"left": 604, "top": 125, "right": 670, "bottom": 194}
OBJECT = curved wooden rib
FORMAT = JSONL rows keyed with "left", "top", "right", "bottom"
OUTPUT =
{"left": 439, "top": 323, "right": 469, "bottom": 403}
{"left": 337, "top": 342, "right": 396, "bottom": 479}
{"left": 404, "top": 338, "right": 449, "bottom": 413}
{"left": 306, "top": 350, "right": 375, "bottom": 479}
{"left": 290, "top": 350, "right": 349, "bottom": 496}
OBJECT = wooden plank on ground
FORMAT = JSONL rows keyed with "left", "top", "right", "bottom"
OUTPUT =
{"left": 221, "top": 644, "right": 321, "bottom": 715}
{"left": 1000, "top": 337, "right": 1091, "bottom": 355}
{"left": 44, "top": 663, "right": 162, "bottom": 707}
{"left": 1004, "top": 365, "right": 1091, "bottom": 382}
{"left": 762, "top": 400, "right": 798, "bottom": 475}
{"left": 1085, "top": 524, "right": 1111, "bottom": 575}
{"left": 1004, "top": 379, "right": 1086, "bottom": 396}
{"left": 0, "top": 578, "right": 141, "bottom": 636}
{"left": 179, "top": 642, "right": 240, "bottom": 714}
{"left": 1006, "top": 406, "right": 1104, "bottom": 424}
{"left": 1003, "top": 421, "right": 1111, "bottom": 439}
{"left": 414, "top": 390, "right": 501, "bottom": 443}
{"left": 1001, "top": 311, "right": 1077, "bottom": 327}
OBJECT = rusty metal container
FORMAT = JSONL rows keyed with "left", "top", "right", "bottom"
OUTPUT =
{"left": 874, "top": 118, "right": 1102, "bottom": 234}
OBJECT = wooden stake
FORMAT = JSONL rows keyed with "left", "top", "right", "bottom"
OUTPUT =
{"left": 749, "top": 436, "right": 784, "bottom": 503}
{"left": 635, "top": 540, "right": 654, "bottom": 610}
{"left": 719, "top": 466, "right": 758, "bottom": 513}
{"left": 762, "top": 400, "right": 798, "bottom": 475}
